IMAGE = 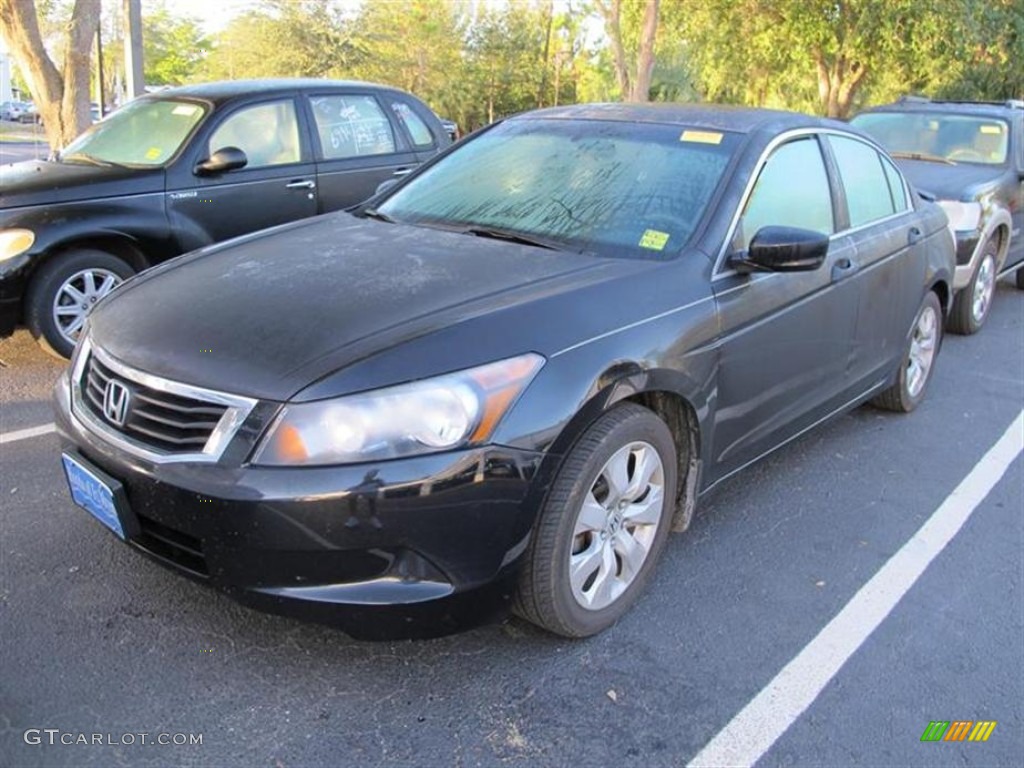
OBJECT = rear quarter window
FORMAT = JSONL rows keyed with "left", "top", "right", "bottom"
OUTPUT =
{"left": 391, "top": 101, "right": 435, "bottom": 148}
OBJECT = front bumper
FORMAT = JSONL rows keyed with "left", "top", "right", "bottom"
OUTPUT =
{"left": 0, "top": 254, "right": 30, "bottom": 336}
{"left": 54, "top": 375, "right": 550, "bottom": 639}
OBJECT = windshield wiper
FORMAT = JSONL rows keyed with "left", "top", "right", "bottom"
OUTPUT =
{"left": 359, "top": 208, "right": 399, "bottom": 224}
{"left": 60, "top": 152, "right": 122, "bottom": 168}
{"left": 889, "top": 151, "right": 956, "bottom": 166}
{"left": 461, "top": 225, "right": 566, "bottom": 251}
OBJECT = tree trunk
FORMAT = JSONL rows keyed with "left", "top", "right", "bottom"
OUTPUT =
{"left": 814, "top": 48, "right": 867, "bottom": 119}
{"left": 595, "top": 0, "right": 631, "bottom": 99}
{"left": 596, "top": 0, "right": 660, "bottom": 103}
{"left": 535, "top": 0, "right": 554, "bottom": 107}
{"left": 629, "top": 0, "right": 659, "bottom": 102}
{"left": 0, "top": 0, "right": 101, "bottom": 150}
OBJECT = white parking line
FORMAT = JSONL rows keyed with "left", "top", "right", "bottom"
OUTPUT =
{"left": 688, "top": 409, "right": 1024, "bottom": 768}
{"left": 0, "top": 423, "right": 56, "bottom": 445}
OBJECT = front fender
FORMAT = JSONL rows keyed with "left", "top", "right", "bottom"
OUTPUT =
{"left": 0, "top": 196, "right": 173, "bottom": 282}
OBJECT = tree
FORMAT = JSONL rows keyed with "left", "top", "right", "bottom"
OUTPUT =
{"left": 593, "top": 0, "right": 660, "bottom": 102}
{"left": 672, "top": 0, "right": 990, "bottom": 118}
{"left": 0, "top": 0, "right": 100, "bottom": 149}
{"left": 197, "top": 0, "right": 353, "bottom": 82}
{"left": 99, "top": 1, "right": 210, "bottom": 101}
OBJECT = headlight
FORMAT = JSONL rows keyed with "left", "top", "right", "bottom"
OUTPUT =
{"left": 0, "top": 229, "right": 35, "bottom": 262}
{"left": 254, "top": 353, "right": 545, "bottom": 466}
{"left": 937, "top": 200, "right": 982, "bottom": 233}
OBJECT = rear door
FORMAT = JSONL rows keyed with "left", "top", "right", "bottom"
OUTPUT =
{"left": 824, "top": 134, "right": 925, "bottom": 389}
{"left": 166, "top": 96, "right": 318, "bottom": 250}
{"left": 304, "top": 91, "right": 418, "bottom": 212}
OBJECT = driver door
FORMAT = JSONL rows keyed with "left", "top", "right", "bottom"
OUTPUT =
{"left": 709, "top": 135, "right": 859, "bottom": 482}
{"left": 167, "top": 97, "right": 318, "bottom": 251}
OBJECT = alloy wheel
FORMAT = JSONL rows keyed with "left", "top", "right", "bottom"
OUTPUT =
{"left": 52, "top": 268, "right": 122, "bottom": 346}
{"left": 906, "top": 303, "right": 938, "bottom": 399}
{"left": 971, "top": 255, "right": 996, "bottom": 325}
{"left": 568, "top": 441, "right": 665, "bottom": 611}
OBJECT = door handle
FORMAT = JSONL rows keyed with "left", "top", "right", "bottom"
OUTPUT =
{"left": 286, "top": 180, "right": 316, "bottom": 190}
{"left": 907, "top": 226, "right": 923, "bottom": 245}
{"left": 392, "top": 168, "right": 412, "bottom": 177}
{"left": 831, "top": 257, "right": 859, "bottom": 282}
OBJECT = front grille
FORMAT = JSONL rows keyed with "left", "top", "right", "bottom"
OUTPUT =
{"left": 81, "top": 353, "right": 228, "bottom": 454}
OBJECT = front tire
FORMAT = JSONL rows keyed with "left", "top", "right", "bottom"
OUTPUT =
{"left": 872, "top": 291, "right": 942, "bottom": 413}
{"left": 515, "top": 403, "right": 678, "bottom": 637}
{"left": 25, "top": 249, "right": 134, "bottom": 359}
{"left": 1015, "top": 264, "right": 1024, "bottom": 291}
{"left": 948, "top": 240, "right": 997, "bottom": 335}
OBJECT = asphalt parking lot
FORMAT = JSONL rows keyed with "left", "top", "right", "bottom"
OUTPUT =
{"left": 1, "top": 279, "right": 1021, "bottom": 768}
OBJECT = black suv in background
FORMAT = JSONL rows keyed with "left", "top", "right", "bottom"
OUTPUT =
{"left": 0, "top": 79, "right": 450, "bottom": 357}
{"left": 851, "top": 98, "right": 1023, "bottom": 334}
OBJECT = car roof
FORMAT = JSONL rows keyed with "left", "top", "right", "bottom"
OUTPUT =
{"left": 512, "top": 103, "right": 852, "bottom": 135}
{"left": 143, "top": 79, "right": 406, "bottom": 106}
{"left": 859, "top": 99, "right": 1020, "bottom": 120}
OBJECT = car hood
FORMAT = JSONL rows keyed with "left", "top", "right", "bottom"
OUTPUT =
{"left": 894, "top": 159, "right": 1006, "bottom": 202}
{"left": 0, "top": 159, "right": 164, "bottom": 208}
{"left": 89, "top": 213, "right": 650, "bottom": 401}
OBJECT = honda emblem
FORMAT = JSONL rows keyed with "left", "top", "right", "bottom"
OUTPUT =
{"left": 102, "top": 380, "right": 131, "bottom": 427}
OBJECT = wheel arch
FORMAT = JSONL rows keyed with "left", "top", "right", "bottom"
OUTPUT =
{"left": 929, "top": 277, "right": 951, "bottom": 317}
{"left": 529, "top": 363, "right": 706, "bottom": 536}
{"left": 991, "top": 222, "right": 1011, "bottom": 267}
{"left": 31, "top": 231, "right": 164, "bottom": 278}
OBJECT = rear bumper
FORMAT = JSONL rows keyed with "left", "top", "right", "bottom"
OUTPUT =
{"left": 54, "top": 374, "right": 551, "bottom": 639}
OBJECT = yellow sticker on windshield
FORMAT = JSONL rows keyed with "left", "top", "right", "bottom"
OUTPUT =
{"left": 145, "top": 147, "right": 162, "bottom": 160}
{"left": 640, "top": 229, "right": 670, "bottom": 250}
{"left": 680, "top": 130, "right": 723, "bottom": 145}
{"left": 980, "top": 124, "right": 1002, "bottom": 135}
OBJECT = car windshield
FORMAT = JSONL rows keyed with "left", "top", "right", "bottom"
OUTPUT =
{"left": 60, "top": 98, "right": 207, "bottom": 168}
{"left": 851, "top": 111, "right": 1009, "bottom": 166}
{"left": 375, "top": 118, "right": 738, "bottom": 259}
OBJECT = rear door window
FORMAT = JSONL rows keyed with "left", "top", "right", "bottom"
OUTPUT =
{"left": 309, "top": 95, "right": 397, "bottom": 160}
{"left": 829, "top": 135, "right": 899, "bottom": 228}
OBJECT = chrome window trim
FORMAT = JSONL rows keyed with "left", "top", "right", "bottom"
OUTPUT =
{"left": 70, "top": 336, "right": 258, "bottom": 464}
{"left": 712, "top": 128, "right": 916, "bottom": 281}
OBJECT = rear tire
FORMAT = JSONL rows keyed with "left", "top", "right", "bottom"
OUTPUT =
{"left": 25, "top": 249, "right": 134, "bottom": 359}
{"left": 948, "top": 240, "right": 997, "bottom": 335}
{"left": 872, "top": 292, "right": 942, "bottom": 413}
{"left": 1015, "top": 264, "right": 1024, "bottom": 291}
{"left": 514, "top": 403, "right": 678, "bottom": 637}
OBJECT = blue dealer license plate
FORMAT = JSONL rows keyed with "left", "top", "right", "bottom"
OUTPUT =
{"left": 62, "top": 453, "right": 130, "bottom": 539}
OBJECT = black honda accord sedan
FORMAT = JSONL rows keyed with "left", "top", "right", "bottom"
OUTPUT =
{"left": 54, "top": 104, "right": 955, "bottom": 639}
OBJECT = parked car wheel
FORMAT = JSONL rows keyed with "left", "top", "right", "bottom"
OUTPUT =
{"left": 515, "top": 403, "right": 678, "bottom": 637}
{"left": 26, "top": 250, "right": 134, "bottom": 358}
{"left": 872, "top": 292, "right": 942, "bottom": 413}
{"left": 1015, "top": 265, "right": 1024, "bottom": 291}
{"left": 948, "top": 240, "right": 998, "bottom": 335}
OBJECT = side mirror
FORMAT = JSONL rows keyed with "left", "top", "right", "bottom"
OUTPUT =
{"left": 194, "top": 146, "right": 247, "bottom": 176}
{"left": 729, "top": 226, "right": 830, "bottom": 273}
{"left": 374, "top": 178, "right": 399, "bottom": 196}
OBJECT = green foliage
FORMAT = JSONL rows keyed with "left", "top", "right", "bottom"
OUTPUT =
{"left": 197, "top": 0, "right": 353, "bottom": 81}
{"left": 141, "top": 8, "right": 210, "bottom": 86}
{"left": 167, "top": 0, "right": 1023, "bottom": 127}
